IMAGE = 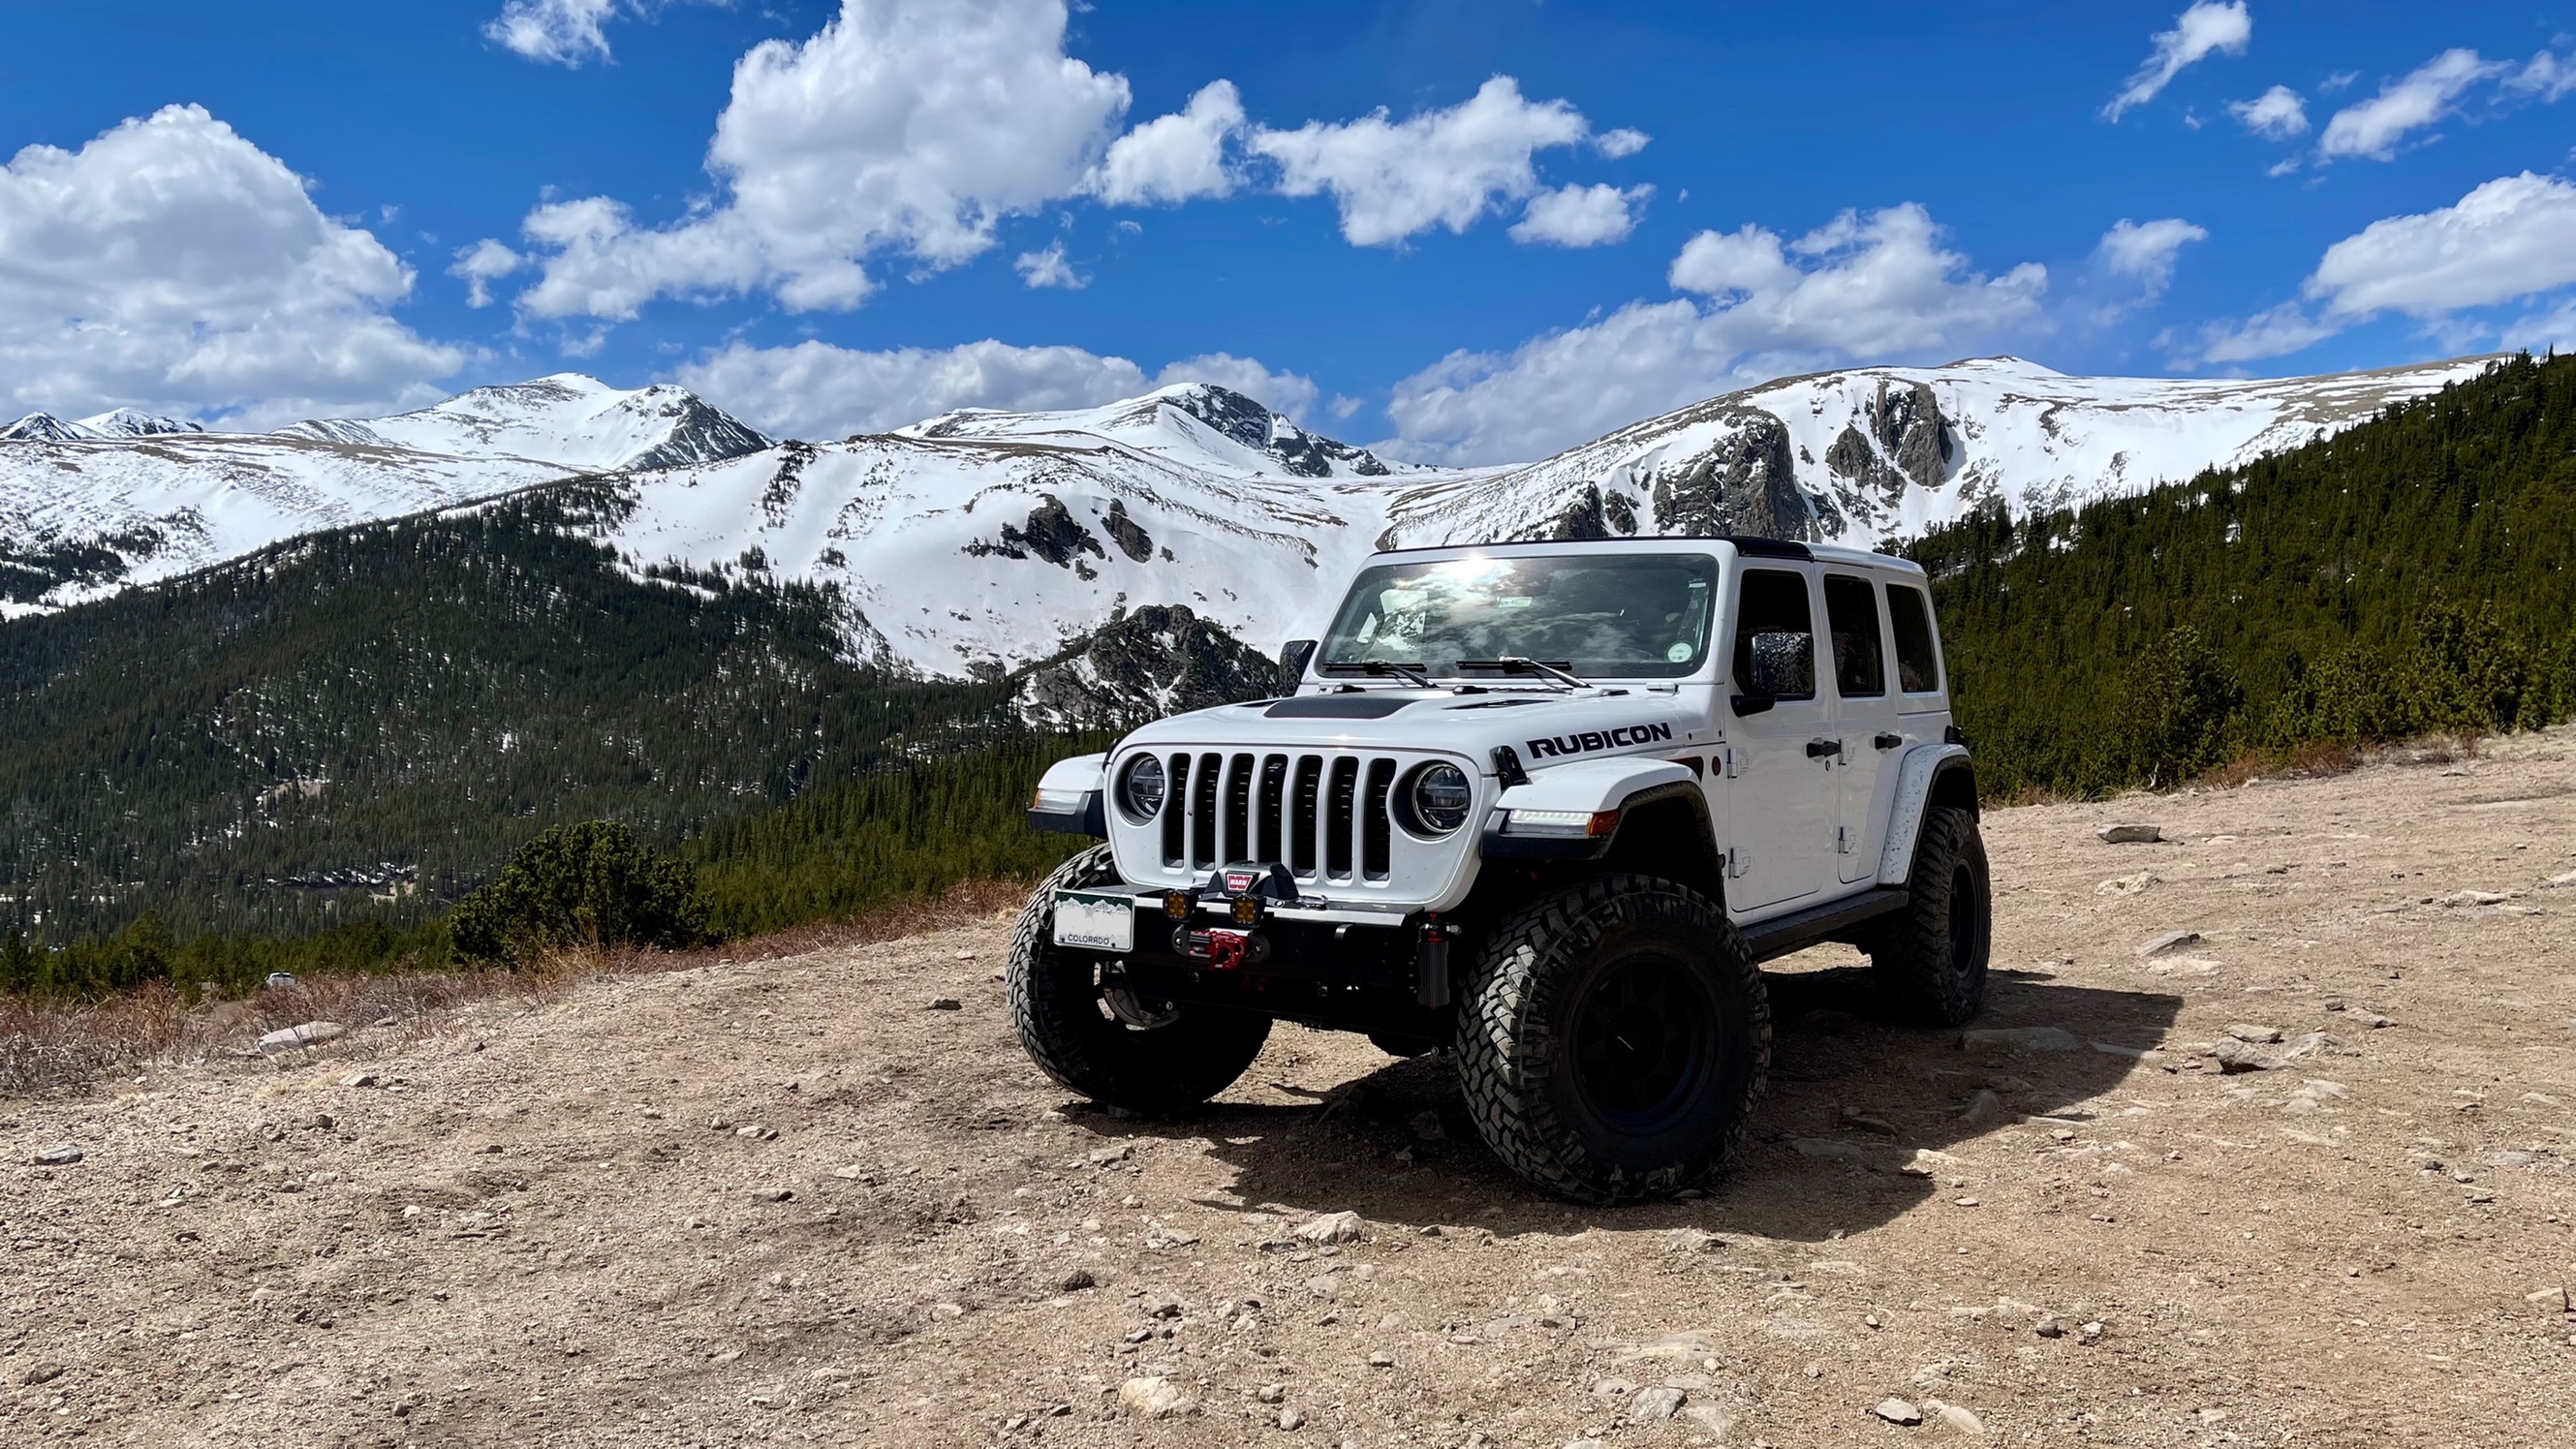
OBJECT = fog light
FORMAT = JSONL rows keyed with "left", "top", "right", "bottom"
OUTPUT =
{"left": 1163, "top": 891, "right": 1192, "bottom": 919}
{"left": 1231, "top": 895, "right": 1261, "bottom": 925}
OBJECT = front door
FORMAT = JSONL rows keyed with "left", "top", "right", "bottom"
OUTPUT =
{"left": 1720, "top": 565, "right": 1835, "bottom": 913}
{"left": 1823, "top": 571, "right": 1902, "bottom": 884}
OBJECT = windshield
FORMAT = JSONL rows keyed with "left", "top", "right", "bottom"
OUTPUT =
{"left": 1319, "top": 553, "right": 1719, "bottom": 681}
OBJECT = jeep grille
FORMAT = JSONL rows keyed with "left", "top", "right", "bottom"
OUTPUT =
{"left": 1155, "top": 751, "right": 1407, "bottom": 883}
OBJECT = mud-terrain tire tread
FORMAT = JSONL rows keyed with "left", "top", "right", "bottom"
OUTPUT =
{"left": 1869, "top": 805, "right": 1992, "bottom": 1027}
{"left": 1007, "top": 846, "right": 1270, "bottom": 1114}
{"left": 1454, "top": 875, "right": 1769, "bottom": 1204}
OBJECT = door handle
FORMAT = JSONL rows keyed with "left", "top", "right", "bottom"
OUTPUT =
{"left": 1874, "top": 732, "right": 1904, "bottom": 751}
{"left": 1806, "top": 738, "right": 1841, "bottom": 758}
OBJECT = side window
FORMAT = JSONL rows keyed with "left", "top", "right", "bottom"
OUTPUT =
{"left": 1730, "top": 569, "right": 1816, "bottom": 699}
{"left": 1887, "top": 584, "right": 1942, "bottom": 694}
{"left": 1822, "top": 574, "right": 1885, "bottom": 698}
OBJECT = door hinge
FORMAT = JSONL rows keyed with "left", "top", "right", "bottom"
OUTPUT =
{"left": 1723, "top": 747, "right": 1742, "bottom": 779}
{"left": 1836, "top": 825, "right": 1853, "bottom": 854}
{"left": 1725, "top": 847, "right": 1751, "bottom": 879}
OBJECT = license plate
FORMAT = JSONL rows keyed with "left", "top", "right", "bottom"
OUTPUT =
{"left": 1051, "top": 889, "right": 1135, "bottom": 952}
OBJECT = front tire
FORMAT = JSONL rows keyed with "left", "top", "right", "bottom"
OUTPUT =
{"left": 1869, "top": 805, "right": 1992, "bottom": 1027}
{"left": 1455, "top": 876, "right": 1769, "bottom": 1204}
{"left": 1007, "top": 846, "right": 1272, "bottom": 1115}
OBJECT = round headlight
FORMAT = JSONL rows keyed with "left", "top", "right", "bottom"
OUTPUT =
{"left": 1119, "top": 755, "right": 1167, "bottom": 820}
{"left": 1407, "top": 762, "right": 1473, "bottom": 836}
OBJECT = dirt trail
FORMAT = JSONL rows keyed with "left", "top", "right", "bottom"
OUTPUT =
{"left": 6, "top": 731, "right": 2575, "bottom": 1448}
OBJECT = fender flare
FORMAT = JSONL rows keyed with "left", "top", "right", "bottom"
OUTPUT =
{"left": 1027, "top": 751, "right": 1109, "bottom": 837}
{"left": 1875, "top": 745, "right": 1976, "bottom": 887}
{"left": 1482, "top": 756, "right": 1698, "bottom": 860}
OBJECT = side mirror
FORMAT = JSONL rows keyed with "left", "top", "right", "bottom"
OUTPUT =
{"left": 1276, "top": 639, "right": 1319, "bottom": 697}
{"left": 1746, "top": 631, "right": 1815, "bottom": 699}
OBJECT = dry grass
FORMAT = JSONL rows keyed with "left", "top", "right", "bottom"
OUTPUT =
{"left": 2189, "top": 730, "right": 2486, "bottom": 792}
{"left": 0, "top": 877, "right": 1040, "bottom": 1099}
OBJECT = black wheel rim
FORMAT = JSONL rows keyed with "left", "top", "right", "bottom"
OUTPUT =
{"left": 1569, "top": 953, "right": 1715, "bottom": 1134}
{"left": 1947, "top": 863, "right": 1978, "bottom": 967}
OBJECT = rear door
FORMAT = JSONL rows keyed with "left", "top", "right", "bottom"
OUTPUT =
{"left": 1822, "top": 570, "right": 1901, "bottom": 884}
{"left": 1720, "top": 564, "right": 1835, "bottom": 913}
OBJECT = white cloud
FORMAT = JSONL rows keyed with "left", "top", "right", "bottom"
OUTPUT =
{"left": 2104, "top": 2, "right": 2252, "bottom": 121}
{"left": 2503, "top": 295, "right": 2576, "bottom": 353}
{"left": 2508, "top": 50, "right": 2575, "bottom": 103}
{"left": 681, "top": 338, "right": 1147, "bottom": 438}
{"left": 1246, "top": 77, "right": 1604, "bottom": 246}
{"left": 510, "top": 0, "right": 1132, "bottom": 319}
{"left": 484, "top": 0, "right": 729, "bottom": 68}
{"left": 0, "top": 105, "right": 462, "bottom": 424}
{"left": 2307, "top": 171, "right": 2576, "bottom": 317}
{"left": 675, "top": 338, "right": 1319, "bottom": 439}
{"left": 2178, "top": 170, "right": 2576, "bottom": 366}
{"left": 484, "top": 0, "right": 621, "bottom": 65}
{"left": 1153, "top": 352, "right": 1319, "bottom": 421}
{"left": 2317, "top": 48, "right": 2504, "bottom": 161}
{"left": 450, "top": 238, "right": 524, "bottom": 307}
{"left": 1594, "top": 127, "right": 1650, "bottom": 159}
{"left": 2095, "top": 217, "right": 2208, "bottom": 297}
{"left": 1088, "top": 79, "right": 1243, "bottom": 206}
{"left": 1389, "top": 204, "right": 2046, "bottom": 465}
{"left": 2188, "top": 300, "right": 2342, "bottom": 364}
{"left": 1014, "top": 239, "right": 1085, "bottom": 289}
{"left": 1508, "top": 183, "right": 1651, "bottom": 248}
{"left": 2228, "top": 84, "right": 2309, "bottom": 139}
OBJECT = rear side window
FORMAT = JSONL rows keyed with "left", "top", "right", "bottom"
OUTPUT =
{"left": 1887, "top": 584, "right": 1942, "bottom": 694}
{"left": 1730, "top": 569, "right": 1815, "bottom": 698}
{"left": 1822, "top": 574, "right": 1885, "bottom": 698}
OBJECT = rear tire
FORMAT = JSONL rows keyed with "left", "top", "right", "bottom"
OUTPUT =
{"left": 1869, "top": 805, "right": 1992, "bottom": 1027}
{"left": 1455, "top": 875, "right": 1769, "bottom": 1204}
{"left": 1007, "top": 845, "right": 1272, "bottom": 1115}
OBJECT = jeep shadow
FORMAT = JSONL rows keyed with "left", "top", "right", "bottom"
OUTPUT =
{"left": 1055, "top": 953, "right": 2185, "bottom": 1242}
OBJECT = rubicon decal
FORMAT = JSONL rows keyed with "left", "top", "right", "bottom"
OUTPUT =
{"left": 1525, "top": 723, "right": 1676, "bottom": 758}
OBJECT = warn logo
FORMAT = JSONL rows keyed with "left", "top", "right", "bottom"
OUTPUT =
{"left": 1526, "top": 722, "right": 1675, "bottom": 758}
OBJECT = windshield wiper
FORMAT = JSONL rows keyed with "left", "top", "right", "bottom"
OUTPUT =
{"left": 1457, "top": 657, "right": 1591, "bottom": 690}
{"left": 1319, "top": 659, "right": 1436, "bottom": 690}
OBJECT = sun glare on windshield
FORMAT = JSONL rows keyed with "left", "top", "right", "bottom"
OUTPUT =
{"left": 1321, "top": 553, "right": 1719, "bottom": 681}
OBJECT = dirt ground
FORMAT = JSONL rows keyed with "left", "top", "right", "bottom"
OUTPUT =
{"left": 6, "top": 730, "right": 2574, "bottom": 1449}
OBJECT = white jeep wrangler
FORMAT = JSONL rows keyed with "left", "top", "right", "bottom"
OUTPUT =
{"left": 1015, "top": 537, "right": 1988, "bottom": 1203}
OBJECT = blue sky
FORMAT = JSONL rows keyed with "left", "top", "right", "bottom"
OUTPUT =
{"left": 3, "top": 1, "right": 2573, "bottom": 461}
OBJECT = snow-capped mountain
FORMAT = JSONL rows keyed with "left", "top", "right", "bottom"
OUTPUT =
{"left": 0, "top": 408, "right": 206, "bottom": 442}
{"left": 1380, "top": 354, "right": 2506, "bottom": 549}
{"left": 5, "top": 355, "right": 2502, "bottom": 671}
{"left": 0, "top": 375, "right": 768, "bottom": 611}
{"left": 585, "top": 355, "right": 2499, "bottom": 678}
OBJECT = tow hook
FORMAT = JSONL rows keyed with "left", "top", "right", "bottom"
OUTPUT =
{"left": 1415, "top": 914, "right": 1460, "bottom": 1009}
{"left": 1175, "top": 926, "right": 1268, "bottom": 969}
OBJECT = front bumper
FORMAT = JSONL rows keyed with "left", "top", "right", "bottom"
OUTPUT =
{"left": 1067, "top": 877, "right": 1458, "bottom": 1033}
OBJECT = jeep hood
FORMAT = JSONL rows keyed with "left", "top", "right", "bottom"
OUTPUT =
{"left": 1114, "top": 690, "right": 1709, "bottom": 772}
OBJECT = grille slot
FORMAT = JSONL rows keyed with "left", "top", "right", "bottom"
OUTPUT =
{"left": 1189, "top": 751, "right": 1222, "bottom": 869}
{"left": 1160, "top": 753, "right": 1191, "bottom": 866}
{"left": 1290, "top": 755, "right": 1321, "bottom": 876}
{"left": 1324, "top": 757, "right": 1360, "bottom": 879}
{"left": 1257, "top": 755, "right": 1288, "bottom": 865}
{"left": 1361, "top": 758, "right": 1396, "bottom": 879}
{"left": 1223, "top": 753, "right": 1256, "bottom": 866}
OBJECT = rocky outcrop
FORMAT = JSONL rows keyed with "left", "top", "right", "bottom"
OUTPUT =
{"left": 1544, "top": 484, "right": 1640, "bottom": 540}
{"left": 624, "top": 394, "right": 773, "bottom": 471}
{"left": 1164, "top": 386, "right": 1391, "bottom": 478}
{"left": 965, "top": 495, "right": 1105, "bottom": 569}
{"left": 1102, "top": 499, "right": 1154, "bottom": 562}
{"left": 1645, "top": 410, "right": 1815, "bottom": 539}
{"left": 1825, "top": 379, "right": 1952, "bottom": 502}
{"left": 1013, "top": 604, "right": 1276, "bottom": 730}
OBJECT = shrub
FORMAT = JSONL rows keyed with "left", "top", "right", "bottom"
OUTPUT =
{"left": 450, "top": 821, "right": 708, "bottom": 966}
